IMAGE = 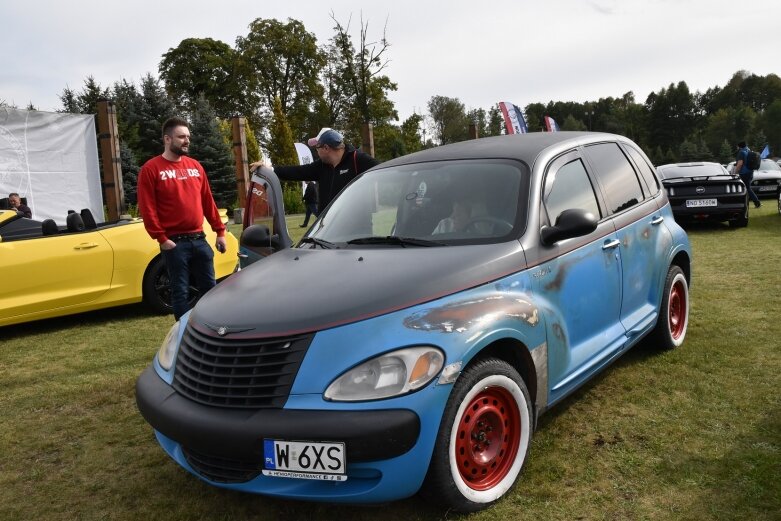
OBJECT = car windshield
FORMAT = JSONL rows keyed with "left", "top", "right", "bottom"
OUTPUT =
{"left": 304, "top": 159, "right": 526, "bottom": 247}
{"left": 659, "top": 163, "right": 730, "bottom": 180}
{"left": 760, "top": 159, "right": 781, "bottom": 171}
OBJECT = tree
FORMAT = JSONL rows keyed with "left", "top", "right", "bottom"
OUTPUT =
{"left": 717, "top": 140, "right": 733, "bottom": 164}
{"left": 235, "top": 18, "right": 325, "bottom": 135}
{"left": 120, "top": 140, "right": 140, "bottom": 206}
{"left": 427, "top": 95, "right": 468, "bottom": 145}
{"left": 561, "top": 114, "right": 586, "bottom": 131}
{"left": 268, "top": 96, "right": 303, "bottom": 213}
{"left": 645, "top": 81, "right": 698, "bottom": 153}
{"left": 159, "top": 37, "right": 245, "bottom": 118}
{"left": 58, "top": 76, "right": 109, "bottom": 115}
{"left": 188, "top": 95, "right": 236, "bottom": 208}
{"left": 326, "top": 11, "right": 398, "bottom": 145}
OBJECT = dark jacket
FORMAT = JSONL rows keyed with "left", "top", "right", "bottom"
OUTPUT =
{"left": 303, "top": 182, "right": 318, "bottom": 204}
{"left": 15, "top": 204, "right": 32, "bottom": 218}
{"left": 274, "top": 144, "right": 379, "bottom": 212}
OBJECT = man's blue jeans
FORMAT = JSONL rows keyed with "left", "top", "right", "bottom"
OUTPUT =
{"left": 740, "top": 173, "right": 761, "bottom": 205}
{"left": 162, "top": 238, "right": 215, "bottom": 320}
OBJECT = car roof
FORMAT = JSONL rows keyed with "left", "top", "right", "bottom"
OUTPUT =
{"left": 657, "top": 163, "right": 730, "bottom": 179}
{"left": 377, "top": 131, "right": 630, "bottom": 168}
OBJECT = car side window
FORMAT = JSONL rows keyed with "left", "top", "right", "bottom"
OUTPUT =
{"left": 544, "top": 158, "right": 601, "bottom": 224}
{"left": 624, "top": 144, "right": 660, "bottom": 196}
{"left": 584, "top": 142, "right": 645, "bottom": 214}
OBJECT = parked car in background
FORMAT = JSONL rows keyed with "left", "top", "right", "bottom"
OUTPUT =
{"left": 136, "top": 132, "right": 692, "bottom": 512}
{"left": 657, "top": 162, "right": 748, "bottom": 227}
{"left": 0, "top": 209, "right": 238, "bottom": 327}
{"left": 727, "top": 159, "right": 781, "bottom": 197}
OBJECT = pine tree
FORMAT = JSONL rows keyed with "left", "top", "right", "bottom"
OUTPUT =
{"left": 120, "top": 141, "right": 140, "bottom": 206}
{"left": 269, "top": 96, "right": 303, "bottom": 213}
{"left": 189, "top": 95, "right": 237, "bottom": 208}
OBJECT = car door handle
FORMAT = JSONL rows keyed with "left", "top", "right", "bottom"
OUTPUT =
{"left": 602, "top": 239, "right": 620, "bottom": 250}
{"left": 74, "top": 242, "right": 99, "bottom": 250}
{"left": 651, "top": 216, "right": 664, "bottom": 225}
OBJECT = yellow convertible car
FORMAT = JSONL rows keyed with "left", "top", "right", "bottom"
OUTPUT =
{"left": 0, "top": 209, "right": 238, "bottom": 327}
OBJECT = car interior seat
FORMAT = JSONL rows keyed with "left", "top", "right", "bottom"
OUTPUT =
{"left": 66, "top": 212, "right": 85, "bottom": 232}
{"left": 42, "top": 219, "right": 59, "bottom": 236}
{"left": 80, "top": 208, "right": 98, "bottom": 229}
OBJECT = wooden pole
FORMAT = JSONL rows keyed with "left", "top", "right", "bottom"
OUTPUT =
{"left": 469, "top": 122, "right": 479, "bottom": 140}
{"left": 96, "top": 100, "right": 124, "bottom": 220}
{"left": 231, "top": 116, "right": 249, "bottom": 208}
{"left": 361, "top": 121, "right": 375, "bottom": 157}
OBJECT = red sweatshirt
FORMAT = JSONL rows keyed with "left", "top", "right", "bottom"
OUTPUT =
{"left": 137, "top": 155, "right": 226, "bottom": 244}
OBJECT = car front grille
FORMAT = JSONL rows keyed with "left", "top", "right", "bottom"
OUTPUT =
{"left": 182, "top": 446, "right": 263, "bottom": 483}
{"left": 172, "top": 325, "right": 313, "bottom": 409}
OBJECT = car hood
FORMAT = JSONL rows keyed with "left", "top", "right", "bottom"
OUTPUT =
{"left": 189, "top": 243, "right": 526, "bottom": 338}
{"left": 753, "top": 170, "right": 781, "bottom": 181}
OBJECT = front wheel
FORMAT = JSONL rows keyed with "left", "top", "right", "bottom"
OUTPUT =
{"left": 650, "top": 265, "right": 689, "bottom": 349}
{"left": 421, "top": 358, "right": 532, "bottom": 512}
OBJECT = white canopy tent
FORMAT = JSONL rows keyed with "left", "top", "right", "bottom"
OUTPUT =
{"left": 0, "top": 107, "right": 104, "bottom": 224}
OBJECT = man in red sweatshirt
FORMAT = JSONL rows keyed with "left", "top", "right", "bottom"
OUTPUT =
{"left": 137, "top": 117, "right": 227, "bottom": 320}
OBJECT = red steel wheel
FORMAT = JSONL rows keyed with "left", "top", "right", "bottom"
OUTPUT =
{"left": 422, "top": 358, "right": 532, "bottom": 512}
{"left": 651, "top": 265, "right": 689, "bottom": 349}
{"left": 454, "top": 386, "right": 521, "bottom": 490}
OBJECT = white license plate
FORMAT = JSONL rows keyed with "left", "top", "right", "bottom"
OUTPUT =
{"left": 758, "top": 185, "right": 777, "bottom": 192}
{"left": 685, "top": 199, "right": 717, "bottom": 208}
{"left": 262, "top": 439, "right": 347, "bottom": 481}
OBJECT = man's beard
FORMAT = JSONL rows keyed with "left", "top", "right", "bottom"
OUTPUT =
{"left": 170, "top": 144, "right": 189, "bottom": 157}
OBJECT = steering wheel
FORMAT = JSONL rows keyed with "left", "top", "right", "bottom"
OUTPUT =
{"left": 464, "top": 216, "right": 513, "bottom": 234}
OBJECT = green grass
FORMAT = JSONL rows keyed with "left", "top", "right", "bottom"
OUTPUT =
{"left": 1, "top": 209, "right": 779, "bottom": 521}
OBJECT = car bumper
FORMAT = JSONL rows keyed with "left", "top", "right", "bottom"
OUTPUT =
{"left": 135, "top": 365, "right": 440, "bottom": 502}
{"left": 670, "top": 202, "right": 747, "bottom": 221}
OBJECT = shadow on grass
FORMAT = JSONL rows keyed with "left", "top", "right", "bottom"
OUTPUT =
{"left": 2, "top": 303, "right": 162, "bottom": 340}
{"left": 534, "top": 337, "right": 667, "bottom": 429}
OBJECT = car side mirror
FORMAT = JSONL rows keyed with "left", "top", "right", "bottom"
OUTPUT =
{"left": 540, "top": 209, "right": 598, "bottom": 245}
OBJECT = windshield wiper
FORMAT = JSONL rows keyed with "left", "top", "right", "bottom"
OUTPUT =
{"left": 346, "top": 236, "right": 446, "bottom": 247}
{"left": 299, "top": 236, "right": 337, "bottom": 249}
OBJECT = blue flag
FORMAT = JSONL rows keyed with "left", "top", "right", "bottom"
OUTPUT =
{"left": 760, "top": 144, "right": 770, "bottom": 159}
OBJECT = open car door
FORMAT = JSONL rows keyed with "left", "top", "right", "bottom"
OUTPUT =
{"left": 239, "top": 167, "right": 293, "bottom": 268}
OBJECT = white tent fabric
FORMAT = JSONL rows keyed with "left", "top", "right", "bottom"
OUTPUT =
{"left": 0, "top": 107, "right": 104, "bottom": 224}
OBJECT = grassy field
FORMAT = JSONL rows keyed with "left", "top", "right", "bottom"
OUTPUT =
{"left": 1, "top": 209, "right": 779, "bottom": 521}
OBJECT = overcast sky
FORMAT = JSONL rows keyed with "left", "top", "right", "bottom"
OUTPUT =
{"left": 1, "top": 0, "right": 779, "bottom": 123}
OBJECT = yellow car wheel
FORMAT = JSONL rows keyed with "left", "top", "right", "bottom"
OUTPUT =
{"left": 142, "top": 257, "right": 199, "bottom": 314}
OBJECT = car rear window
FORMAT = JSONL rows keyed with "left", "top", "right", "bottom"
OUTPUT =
{"left": 584, "top": 142, "right": 645, "bottom": 214}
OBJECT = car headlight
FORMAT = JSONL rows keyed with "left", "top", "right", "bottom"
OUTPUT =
{"left": 157, "top": 321, "right": 181, "bottom": 371}
{"left": 324, "top": 346, "right": 445, "bottom": 401}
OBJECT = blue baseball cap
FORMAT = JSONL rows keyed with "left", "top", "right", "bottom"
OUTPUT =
{"left": 307, "top": 128, "right": 344, "bottom": 148}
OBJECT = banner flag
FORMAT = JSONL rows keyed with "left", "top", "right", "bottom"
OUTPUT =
{"left": 498, "top": 101, "right": 528, "bottom": 134}
{"left": 760, "top": 144, "right": 770, "bottom": 159}
{"left": 544, "top": 116, "right": 560, "bottom": 132}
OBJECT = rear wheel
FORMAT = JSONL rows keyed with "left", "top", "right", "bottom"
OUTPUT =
{"left": 422, "top": 358, "right": 532, "bottom": 512}
{"left": 777, "top": 187, "right": 781, "bottom": 215}
{"left": 142, "top": 257, "right": 199, "bottom": 314}
{"left": 651, "top": 265, "right": 689, "bottom": 349}
{"left": 730, "top": 201, "right": 749, "bottom": 227}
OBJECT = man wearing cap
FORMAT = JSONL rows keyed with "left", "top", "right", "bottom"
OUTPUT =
{"left": 251, "top": 128, "right": 378, "bottom": 213}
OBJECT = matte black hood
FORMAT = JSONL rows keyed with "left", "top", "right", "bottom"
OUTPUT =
{"left": 190, "top": 243, "right": 526, "bottom": 338}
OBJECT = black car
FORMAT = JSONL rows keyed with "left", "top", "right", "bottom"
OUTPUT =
{"left": 657, "top": 162, "right": 749, "bottom": 227}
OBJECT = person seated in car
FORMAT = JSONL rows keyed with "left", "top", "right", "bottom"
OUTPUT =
{"left": 432, "top": 199, "right": 473, "bottom": 234}
{"left": 8, "top": 193, "right": 32, "bottom": 218}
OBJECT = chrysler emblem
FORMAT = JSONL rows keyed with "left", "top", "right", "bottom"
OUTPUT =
{"left": 696, "top": 186, "right": 705, "bottom": 194}
{"left": 203, "top": 323, "right": 255, "bottom": 336}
